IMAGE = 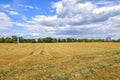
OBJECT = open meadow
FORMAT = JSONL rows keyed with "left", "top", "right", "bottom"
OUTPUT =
{"left": 0, "top": 43, "right": 120, "bottom": 80}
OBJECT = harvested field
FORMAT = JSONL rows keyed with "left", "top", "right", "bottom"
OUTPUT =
{"left": 0, "top": 43, "right": 120, "bottom": 80}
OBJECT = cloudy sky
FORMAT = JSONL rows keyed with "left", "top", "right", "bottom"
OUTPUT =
{"left": 0, "top": 0, "right": 120, "bottom": 38}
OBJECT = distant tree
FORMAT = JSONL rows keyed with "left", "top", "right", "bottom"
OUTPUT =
{"left": 58, "top": 38, "right": 61, "bottom": 42}
{"left": 57, "top": 38, "right": 66, "bottom": 42}
{"left": 72, "top": 38, "right": 77, "bottom": 42}
{"left": 77, "top": 39, "right": 81, "bottom": 42}
{"left": 118, "top": 39, "right": 120, "bottom": 42}
{"left": 52, "top": 38, "right": 57, "bottom": 43}
{"left": 42, "top": 37, "right": 53, "bottom": 43}
{"left": 38, "top": 38, "right": 42, "bottom": 43}
{"left": 0, "top": 38, "right": 2, "bottom": 43}
{"left": 27, "top": 39, "right": 36, "bottom": 43}
{"left": 66, "top": 38, "right": 77, "bottom": 42}
{"left": 1, "top": 35, "right": 120, "bottom": 43}
{"left": 114, "top": 39, "right": 120, "bottom": 42}
{"left": 62, "top": 39, "right": 66, "bottom": 42}
{"left": 0, "top": 37, "right": 5, "bottom": 43}
{"left": 5, "top": 37, "right": 13, "bottom": 43}
{"left": 80, "top": 38, "right": 89, "bottom": 42}
{"left": 31, "top": 39, "right": 36, "bottom": 43}
{"left": 12, "top": 35, "right": 17, "bottom": 43}
{"left": 66, "top": 38, "right": 72, "bottom": 42}
{"left": 19, "top": 37, "right": 24, "bottom": 43}
{"left": 95, "top": 39, "right": 104, "bottom": 42}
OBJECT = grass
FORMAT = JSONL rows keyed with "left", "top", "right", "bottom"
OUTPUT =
{"left": 0, "top": 43, "right": 120, "bottom": 80}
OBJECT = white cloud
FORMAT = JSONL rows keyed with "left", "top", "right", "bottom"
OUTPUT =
{"left": 18, "top": 4, "right": 41, "bottom": 10}
{"left": 96, "top": 0, "right": 120, "bottom": 6}
{"left": 0, "top": 12, "right": 13, "bottom": 29}
{"left": 0, "top": 4, "right": 20, "bottom": 16}
{"left": 2, "top": 0, "right": 120, "bottom": 38}
{"left": 26, "top": 5, "right": 41, "bottom": 10}
{"left": 32, "top": 33, "right": 41, "bottom": 37}
{"left": 6, "top": 10, "right": 19, "bottom": 15}
{"left": 0, "top": 32, "right": 42, "bottom": 38}
{"left": 1, "top": 4, "right": 11, "bottom": 9}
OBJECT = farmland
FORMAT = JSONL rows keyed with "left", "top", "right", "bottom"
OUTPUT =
{"left": 0, "top": 43, "right": 120, "bottom": 80}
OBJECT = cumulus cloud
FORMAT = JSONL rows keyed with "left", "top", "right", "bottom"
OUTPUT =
{"left": 53, "top": 0, "right": 120, "bottom": 25}
{"left": 0, "top": 12, "right": 13, "bottom": 29}
{"left": 15, "top": 0, "right": 120, "bottom": 38}
{"left": 1, "top": 0, "right": 120, "bottom": 38}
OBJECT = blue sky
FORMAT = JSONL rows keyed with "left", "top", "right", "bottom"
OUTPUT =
{"left": 0, "top": 0, "right": 120, "bottom": 38}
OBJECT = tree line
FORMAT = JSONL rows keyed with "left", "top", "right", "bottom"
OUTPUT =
{"left": 0, "top": 36, "right": 120, "bottom": 43}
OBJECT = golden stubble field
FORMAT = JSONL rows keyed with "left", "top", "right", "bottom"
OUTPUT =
{"left": 0, "top": 43, "right": 120, "bottom": 80}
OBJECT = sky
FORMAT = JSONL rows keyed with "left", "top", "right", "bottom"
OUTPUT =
{"left": 0, "top": 0, "right": 120, "bottom": 39}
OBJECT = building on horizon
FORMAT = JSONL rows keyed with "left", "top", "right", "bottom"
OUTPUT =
{"left": 105, "top": 37, "right": 112, "bottom": 42}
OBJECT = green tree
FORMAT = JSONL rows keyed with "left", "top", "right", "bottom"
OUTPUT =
{"left": 38, "top": 38, "right": 42, "bottom": 43}
{"left": 5, "top": 37, "right": 13, "bottom": 43}
{"left": 27, "top": 39, "right": 36, "bottom": 43}
{"left": 42, "top": 37, "right": 53, "bottom": 43}
{"left": 66, "top": 38, "right": 77, "bottom": 42}
{"left": 0, "top": 37, "right": 5, "bottom": 43}
{"left": 52, "top": 38, "right": 57, "bottom": 43}
{"left": 19, "top": 37, "right": 24, "bottom": 43}
{"left": 12, "top": 35, "right": 17, "bottom": 43}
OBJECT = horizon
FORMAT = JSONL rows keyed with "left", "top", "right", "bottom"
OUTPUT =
{"left": 0, "top": 35, "right": 115, "bottom": 40}
{"left": 0, "top": 0, "right": 120, "bottom": 39}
